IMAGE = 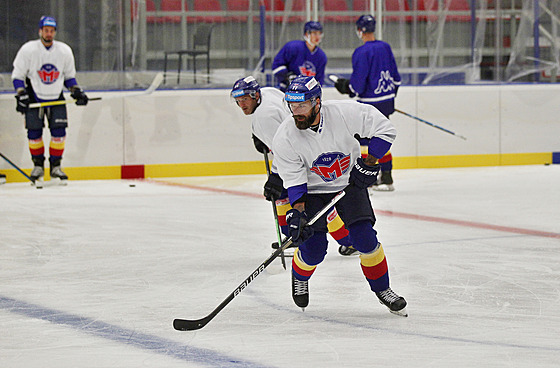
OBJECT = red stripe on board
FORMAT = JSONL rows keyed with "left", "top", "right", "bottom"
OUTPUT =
{"left": 121, "top": 165, "right": 145, "bottom": 179}
{"left": 148, "top": 179, "right": 560, "bottom": 239}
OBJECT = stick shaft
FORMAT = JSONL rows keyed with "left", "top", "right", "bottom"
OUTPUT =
{"left": 263, "top": 152, "right": 287, "bottom": 270}
{"left": 0, "top": 152, "right": 34, "bottom": 183}
{"left": 395, "top": 109, "right": 467, "bottom": 140}
{"left": 173, "top": 191, "right": 345, "bottom": 331}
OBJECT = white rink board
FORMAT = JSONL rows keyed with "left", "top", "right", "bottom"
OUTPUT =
{"left": 1, "top": 84, "right": 559, "bottom": 170}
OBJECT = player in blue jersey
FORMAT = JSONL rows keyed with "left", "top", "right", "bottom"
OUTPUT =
{"left": 272, "top": 76, "right": 407, "bottom": 317}
{"left": 272, "top": 21, "right": 327, "bottom": 92}
{"left": 334, "top": 15, "right": 401, "bottom": 191}
{"left": 11, "top": 16, "right": 89, "bottom": 185}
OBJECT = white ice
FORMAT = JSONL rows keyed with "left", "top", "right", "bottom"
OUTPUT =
{"left": 1, "top": 165, "right": 559, "bottom": 367}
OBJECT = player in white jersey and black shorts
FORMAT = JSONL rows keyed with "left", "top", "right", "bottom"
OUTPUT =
{"left": 230, "top": 76, "right": 357, "bottom": 256}
{"left": 11, "top": 15, "right": 89, "bottom": 184}
{"left": 272, "top": 76, "right": 407, "bottom": 317}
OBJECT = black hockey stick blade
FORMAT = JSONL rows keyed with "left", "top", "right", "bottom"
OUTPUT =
{"left": 173, "top": 191, "right": 345, "bottom": 331}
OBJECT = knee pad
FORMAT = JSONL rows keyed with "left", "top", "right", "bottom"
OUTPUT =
{"left": 298, "top": 232, "right": 328, "bottom": 266}
{"left": 50, "top": 127, "right": 66, "bottom": 138}
{"left": 347, "top": 220, "right": 378, "bottom": 253}
{"left": 27, "top": 129, "right": 43, "bottom": 140}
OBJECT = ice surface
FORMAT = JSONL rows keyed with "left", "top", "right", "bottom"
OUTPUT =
{"left": 1, "top": 165, "right": 559, "bottom": 367}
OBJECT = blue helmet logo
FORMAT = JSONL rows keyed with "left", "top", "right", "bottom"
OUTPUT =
{"left": 39, "top": 16, "right": 57, "bottom": 29}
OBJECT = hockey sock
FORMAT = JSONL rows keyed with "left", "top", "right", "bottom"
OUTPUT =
{"left": 326, "top": 207, "right": 352, "bottom": 247}
{"left": 27, "top": 129, "right": 44, "bottom": 160}
{"left": 276, "top": 197, "right": 292, "bottom": 238}
{"left": 292, "top": 249, "right": 317, "bottom": 281}
{"left": 49, "top": 127, "right": 66, "bottom": 163}
{"left": 360, "top": 243, "right": 390, "bottom": 292}
{"left": 379, "top": 152, "right": 392, "bottom": 172}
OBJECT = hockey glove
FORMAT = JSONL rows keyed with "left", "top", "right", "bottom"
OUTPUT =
{"left": 279, "top": 72, "right": 297, "bottom": 92}
{"left": 349, "top": 157, "right": 380, "bottom": 189}
{"left": 334, "top": 78, "right": 351, "bottom": 95}
{"left": 15, "top": 91, "right": 30, "bottom": 114}
{"left": 263, "top": 173, "right": 284, "bottom": 202}
{"left": 71, "top": 86, "right": 89, "bottom": 106}
{"left": 286, "top": 209, "right": 314, "bottom": 245}
{"left": 252, "top": 134, "right": 269, "bottom": 154}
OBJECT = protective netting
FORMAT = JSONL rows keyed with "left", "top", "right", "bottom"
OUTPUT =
{"left": 1, "top": 0, "right": 559, "bottom": 91}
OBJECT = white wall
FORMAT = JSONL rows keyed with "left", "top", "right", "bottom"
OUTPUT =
{"left": 1, "top": 84, "right": 559, "bottom": 172}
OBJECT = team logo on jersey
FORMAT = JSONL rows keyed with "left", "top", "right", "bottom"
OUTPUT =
{"left": 298, "top": 61, "right": 317, "bottom": 77}
{"left": 37, "top": 64, "right": 60, "bottom": 84}
{"left": 374, "top": 70, "right": 395, "bottom": 94}
{"left": 310, "top": 152, "right": 351, "bottom": 182}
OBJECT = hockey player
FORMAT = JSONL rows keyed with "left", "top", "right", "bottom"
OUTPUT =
{"left": 230, "top": 76, "right": 358, "bottom": 256}
{"left": 334, "top": 15, "right": 401, "bottom": 191}
{"left": 272, "top": 76, "right": 407, "bottom": 316}
{"left": 272, "top": 21, "right": 327, "bottom": 92}
{"left": 11, "top": 16, "right": 89, "bottom": 184}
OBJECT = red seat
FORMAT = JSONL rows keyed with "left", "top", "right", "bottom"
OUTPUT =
{"left": 161, "top": 0, "right": 186, "bottom": 23}
{"left": 262, "top": 0, "right": 285, "bottom": 23}
{"left": 193, "top": 0, "right": 226, "bottom": 23}
{"left": 286, "top": 0, "right": 306, "bottom": 22}
{"left": 353, "top": 0, "right": 411, "bottom": 22}
{"left": 417, "top": 0, "right": 470, "bottom": 22}
{"left": 324, "top": 0, "right": 353, "bottom": 23}
{"left": 227, "top": 0, "right": 250, "bottom": 22}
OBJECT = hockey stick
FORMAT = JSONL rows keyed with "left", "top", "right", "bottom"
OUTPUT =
{"left": 28, "top": 73, "right": 164, "bottom": 109}
{"left": 263, "top": 151, "right": 287, "bottom": 270}
{"left": 394, "top": 109, "right": 467, "bottom": 141}
{"left": 173, "top": 190, "right": 346, "bottom": 331}
{"left": 329, "top": 75, "right": 467, "bottom": 140}
{"left": 0, "top": 151, "right": 37, "bottom": 186}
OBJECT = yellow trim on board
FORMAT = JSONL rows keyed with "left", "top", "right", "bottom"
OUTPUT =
{"left": 1, "top": 153, "right": 553, "bottom": 183}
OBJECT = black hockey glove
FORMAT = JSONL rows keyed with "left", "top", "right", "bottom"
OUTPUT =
{"left": 286, "top": 209, "right": 314, "bottom": 245}
{"left": 252, "top": 134, "right": 269, "bottom": 154}
{"left": 279, "top": 72, "right": 297, "bottom": 92}
{"left": 263, "top": 173, "right": 284, "bottom": 202}
{"left": 71, "top": 86, "right": 89, "bottom": 106}
{"left": 15, "top": 91, "right": 30, "bottom": 114}
{"left": 349, "top": 157, "right": 380, "bottom": 189}
{"left": 334, "top": 78, "right": 351, "bottom": 95}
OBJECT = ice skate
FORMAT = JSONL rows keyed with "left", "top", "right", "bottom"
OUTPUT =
{"left": 376, "top": 287, "right": 408, "bottom": 317}
{"left": 291, "top": 273, "right": 309, "bottom": 310}
{"left": 50, "top": 165, "right": 68, "bottom": 185}
{"left": 30, "top": 165, "right": 44, "bottom": 183}
{"left": 338, "top": 245, "right": 359, "bottom": 256}
{"left": 370, "top": 171, "right": 394, "bottom": 192}
{"left": 0, "top": 173, "right": 6, "bottom": 185}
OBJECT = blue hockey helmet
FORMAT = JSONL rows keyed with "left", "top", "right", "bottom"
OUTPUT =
{"left": 285, "top": 76, "right": 322, "bottom": 103}
{"left": 39, "top": 16, "right": 57, "bottom": 29}
{"left": 356, "top": 14, "right": 376, "bottom": 33}
{"left": 230, "top": 76, "right": 261, "bottom": 99}
{"left": 303, "top": 21, "right": 323, "bottom": 34}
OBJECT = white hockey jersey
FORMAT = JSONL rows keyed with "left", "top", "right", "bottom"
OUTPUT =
{"left": 12, "top": 39, "right": 77, "bottom": 101}
{"left": 249, "top": 87, "right": 291, "bottom": 172}
{"left": 272, "top": 100, "right": 396, "bottom": 194}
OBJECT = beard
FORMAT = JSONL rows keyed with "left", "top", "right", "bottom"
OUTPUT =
{"left": 292, "top": 105, "right": 320, "bottom": 130}
{"left": 41, "top": 35, "right": 53, "bottom": 44}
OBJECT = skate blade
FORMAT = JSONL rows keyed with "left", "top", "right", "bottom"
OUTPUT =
{"left": 389, "top": 307, "right": 408, "bottom": 317}
{"left": 369, "top": 184, "right": 394, "bottom": 192}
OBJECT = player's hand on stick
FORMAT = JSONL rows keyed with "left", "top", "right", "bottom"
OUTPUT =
{"left": 252, "top": 134, "right": 269, "bottom": 154}
{"left": 334, "top": 78, "right": 351, "bottom": 95}
{"left": 349, "top": 157, "right": 380, "bottom": 189}
{"left": 71, "top": 86, "right": 89, "bottom": 105}
{"left": 263, "top": 173, "right": 284, "bottom": 201}
{"left": 286, "top": 209, "right": 314, "bottom": 245}
{"left": 15, "top": 90, "right": 30, "bottom": 114}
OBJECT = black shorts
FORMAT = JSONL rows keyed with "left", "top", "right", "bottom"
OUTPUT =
{"left": 25, "top": 92, "right": 68, "bottom": 130}
{"left": 305, "top": 185, "right": 375, "bottom": 233}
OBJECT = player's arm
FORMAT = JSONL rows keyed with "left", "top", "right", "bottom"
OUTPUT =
{"left": 64, "top": 78, "right": 89, "bottom": 106}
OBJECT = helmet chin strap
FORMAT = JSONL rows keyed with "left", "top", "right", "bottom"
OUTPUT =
{"left": 304, "top": 34, "right": 322, "bottom": 47}
{"left": 355, "top": 30, "right": 363, "bottom": 40}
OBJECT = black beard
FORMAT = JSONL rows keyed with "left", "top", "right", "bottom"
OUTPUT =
{"left": 293, "top": 105, "right": 320, "bottom": 130}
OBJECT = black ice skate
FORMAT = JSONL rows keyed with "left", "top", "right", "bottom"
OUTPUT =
{"left": 338, "top": 245, "right": 359, "bottom": 256}
{"left": 50, "top": 161, "right": 68, "bottom": 185}
{"left": 291, "top": 273, "right": 309, "bottom": 311}
{"left": 370, "top": 171, "right": 394, "bottom": 192}
{"left": 376, "top": 287, "right": 408, "bottom": 317}
{"left": 30, "top": 157, "right": 45, "bottom": 184}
